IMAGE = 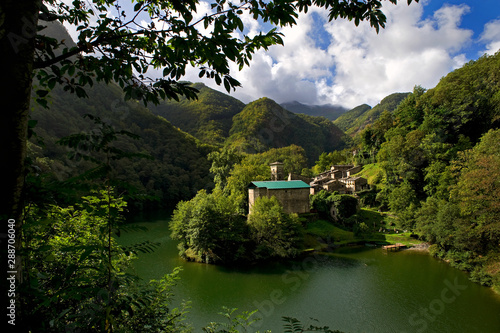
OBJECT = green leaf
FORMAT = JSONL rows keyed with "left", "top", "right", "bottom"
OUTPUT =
{"left": 36, "top": 98, "right": 48, "bottom": 109}
{"left": 36, "top": 89, "right": 49, "bottom": 97}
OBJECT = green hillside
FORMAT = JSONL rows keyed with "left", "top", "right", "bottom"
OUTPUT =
{"left": 333, "top": 103, "right": 371, "bottom": 132}
{"left": 149, "top": 83, "right": 245, "bottom": 145}
{"left": 30, "top": 82, "right": 213, "bottom": 211}
{"left": 335, "top": 93, "right": 409, "bottom": 134}
{"left": 280, "top": 101, "right": 347, "bottom": 120}
{"left": 226, "top": 97, "right": 348, "bottom": 164}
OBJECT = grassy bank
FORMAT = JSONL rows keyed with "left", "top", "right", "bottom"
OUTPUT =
{"left": 303, "top": 207, "right": 424, "bottom": 250}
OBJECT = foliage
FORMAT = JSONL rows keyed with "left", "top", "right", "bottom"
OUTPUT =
{"left": 310, "top": 190, "right": 358, "bottom": 224}
{"left": 3, "top": 0, "right": 430, "bottom": 329}
{"left": 337, "top": 54, "right": 500, "bottom": 290}
{"left": 22, "top": 191, "right": 188, "bottom": 332}
{"left": 29, "top": 81, "right": 213, "bottom": 211}
{"left": 352, "top": 221, "right": 370, "bottom": 238}
{"left": 171, "top": 190, "right": 304, "bottom": 263}
{"left": 312, "top": 149, "right": 353, "bottom": 174}
{"left": 248, "top": 196, "right": 303, "bottom": 259}
{"left": 208, "top": 147, "right": 244, "bottom": 189}
{"left": 150, "top": 83, "right": 245, "bottom": 145}
{"left": 202, "top": 309, "right": 346, "bottom": 333}
{"left": 333, "top": 104, "right": 371, "bottom": 132}
{"left": 282, "top": 316, "right": 345, "bottom": 333}
{"left": 170, "top": 189, "right": 248, "bottom": 264}
{"left": 449, "top": 129, "right": 500, "bottom": 254}
{"left": 243, "top": 145, "right": 309, "bottom": 176}
{"left": 330, "top": 194, "right": 359, "bottom": 223}
{"left": 387, "top": 180, "right": 419, "bottom": 231}
{"left": 203, "top": 307, "right": 265, "bottom": 333}
{"left": 310, "top": 190, "right": 334, "bottom": 218}
{"left": 224, "top": 161, "right": 270, "bottom": 210}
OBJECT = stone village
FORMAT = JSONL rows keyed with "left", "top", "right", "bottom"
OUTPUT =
{"left": 248, "top": 162, "right": 369, "bottom": 215}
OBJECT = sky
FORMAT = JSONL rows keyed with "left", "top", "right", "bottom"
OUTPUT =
{"left": 64, "top": 0, "right": 500, "bottom": 109}
{"left": 180, "top": 0, "right": 500, "bottom": 108}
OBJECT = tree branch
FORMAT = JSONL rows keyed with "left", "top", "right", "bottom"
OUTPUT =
{"left": 33, "top": 3, "right": 251, "bottom": 69}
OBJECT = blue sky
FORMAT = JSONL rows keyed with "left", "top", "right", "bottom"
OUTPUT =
{"left": 184, "top": 0, "right": 500, "bottom": 108}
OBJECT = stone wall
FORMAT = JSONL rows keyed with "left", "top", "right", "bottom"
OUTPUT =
{"left": 268, "top": 188, "right": 310, "bottom": 214}
{"left": 248, "top": 187, "right": 267, "bottom": 213}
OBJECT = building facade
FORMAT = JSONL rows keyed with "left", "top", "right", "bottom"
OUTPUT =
{"left": 248, "top": 180, "right": 311, "bottom": 214}
{"left": 310, "top": 164, "right": 369, "bottom": 195}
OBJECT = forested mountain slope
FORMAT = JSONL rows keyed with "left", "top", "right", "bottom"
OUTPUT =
{"left": 30, "top": 82, "right": 213, "bottom": 211}
{"left": 149, "top": 83, "right": 245, "bottom": 145}
{"left": 280, "top": 101, "right": 348, "bottom": 120}
{"left": 335, "top": 92, "right": 409, "bottom": 134}
{"left": 226, "top": 97, "right": 348, "bottom": 164}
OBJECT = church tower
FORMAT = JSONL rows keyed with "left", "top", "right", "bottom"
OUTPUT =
{"left": 270, "top": 161, "right": 284, "bottom": 181}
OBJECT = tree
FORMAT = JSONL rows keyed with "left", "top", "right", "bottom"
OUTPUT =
{"left": 310, "top": 190, "right": 358, "bottom": 223}
{"left": 247, "top": 196, "right": 302, "bottom": 259}
{"left": 388, "top": 180, "right": 418, "bottom": 230}
{"left": 450, "top": 129, "right": 500, "bottom": 253}
{"left": 1, "top": 0, "right": 419, "bottom": 222}
{"left": 170, "top": 189, "right": 248, "bottom": 264}
{"left": 208, "top": 146, "right": 243, "bottom": 189}
{"left": 1, "top": 1, "right": 419, "bottom": 322}
{"left": 23, "top": 191, "right": 190, "bottom": 332}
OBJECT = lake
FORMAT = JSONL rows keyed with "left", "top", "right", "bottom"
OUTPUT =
{"left": 118, "top": 218, "right": 500, "bottom": 332}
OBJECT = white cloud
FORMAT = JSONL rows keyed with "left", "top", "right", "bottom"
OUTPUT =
{"left": 313, "top": 2, "right": 474, "bottom": 107}
{"left": 480, "top": 19, "right": 500, "bottom": 55}
{"left": 217, "top": 1, "right": 474, "bottom": 108}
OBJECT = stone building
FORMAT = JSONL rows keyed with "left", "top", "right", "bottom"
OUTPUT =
{"left": 270, "top": 161, "right": 284, "bottom": 181}
{"left": 341, "top": 176, "right": 369, "bottom": 193}
{"left": 322, "top": 179, "right": 347, "bottom": 193}
{"left": 248, "top": 180, "right": 311, "bottom": 214}
{"left": 310, "top": 164, "right": 368, "bottom": 195}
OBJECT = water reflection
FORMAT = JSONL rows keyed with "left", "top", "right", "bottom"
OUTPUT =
{"left": 118, "top": 220, "right": 500, "bottom": 333}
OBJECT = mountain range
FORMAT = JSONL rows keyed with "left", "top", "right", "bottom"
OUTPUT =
{"left": 280, "top": 101, "right": 348, "bottom": 120}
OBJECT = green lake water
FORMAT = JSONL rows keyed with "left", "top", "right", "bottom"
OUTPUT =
{"left": 118, "top": 218, "right": 500, "bottom": 332}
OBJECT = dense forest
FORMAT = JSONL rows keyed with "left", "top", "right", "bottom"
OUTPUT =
{"left": 280, "top": 101, "right": 348, "bottom": 120}
{"left": 170, "top": 51, "right": 500, "bottom": 293}
{"left": 6, "top": 1, "right": 450, "bottom": 332}
{"left": 29, "top": 81, "right": 214, "bottom": 213}
{"left": 149, "top": 82, "right": 245, "bottom": 146}
{"left": 333, "top": 92, "right": 410, "bottom": 134}
{"left": 226, "top": 97, "right": 349, "bottom": 163}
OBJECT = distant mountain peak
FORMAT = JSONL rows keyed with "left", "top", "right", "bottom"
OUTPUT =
{"left": 280, "top": 101, "right": 348, "bottom": 120}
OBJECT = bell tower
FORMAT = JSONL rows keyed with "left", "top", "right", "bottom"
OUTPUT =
{"left": 270, "top": 161, "right": 284, "bottom": 181}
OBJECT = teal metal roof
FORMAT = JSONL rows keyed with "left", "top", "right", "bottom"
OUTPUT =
{"left": 248, "top": 180, "right": 310, "bottom": 189}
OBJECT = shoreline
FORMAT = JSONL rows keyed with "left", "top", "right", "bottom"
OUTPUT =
{"left": 404, "top": 242, "right": 430, "bottom": 252}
